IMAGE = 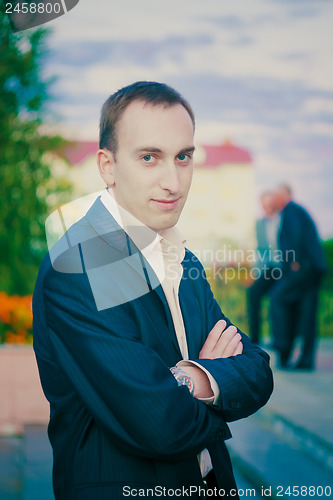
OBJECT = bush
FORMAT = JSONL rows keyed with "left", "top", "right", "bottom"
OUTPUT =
{"left": 0, "top": 292, "right": 33, "bottom": 344}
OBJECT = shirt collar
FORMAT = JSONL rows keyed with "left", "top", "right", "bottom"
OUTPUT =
{"left": 159, "top": 227, "right": 186, "bottom": 265}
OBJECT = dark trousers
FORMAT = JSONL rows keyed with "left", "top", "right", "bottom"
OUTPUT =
{"left": 270, "top": 270, "right": 320, "bottom": 367}
{"left": 204, "top": 470, "right": 239, "bottom": 499}
{"left": 247, "top": 267, "right": 276, "bottom": 344}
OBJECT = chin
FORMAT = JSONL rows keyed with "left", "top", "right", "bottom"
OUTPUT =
{"left": 145, "top": 208, "right": 183, "bottom": 231}
{"left": 152, "top": 218, "right": 179, "bottom": 233}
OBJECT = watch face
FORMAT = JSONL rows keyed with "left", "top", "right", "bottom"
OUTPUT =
{"left": 177, "top": 375, "right": 194, "bottom": 395}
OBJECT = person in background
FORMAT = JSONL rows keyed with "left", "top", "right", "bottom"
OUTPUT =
{"left": 247, "top": 191, "right": 280, "bottom": 345}
{"left": 270, "top": 184, "right": 326, "bottom": 369}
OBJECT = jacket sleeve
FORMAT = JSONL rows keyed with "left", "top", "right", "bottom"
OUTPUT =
{"left": 302, "top": 210, "right": 327, "bottom": 275}
{"left": 186, "top": 257, "right": 274, "bottom": 422}
{"left": 281, "top": 203, "right": 326, "bottom": 275}
{"left": 36, "top": 261, "right": 231, "bottom": 462}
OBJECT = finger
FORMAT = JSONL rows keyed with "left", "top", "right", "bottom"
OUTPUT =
{"left": 200, "top": 320, "right": 226, "bottom": 354}
{"left": 204, "top": 326, "right": 238, "bottom": 359}
{"left": 213, "top": 325, "right": 237, "bottom": 354}
{"left": 220, "top": 333, "right": 241, "bottom": 358}
{"left": 214, "top": 328, "right": 241, "bottom": 358}
{"left": 233, "top": 342, "right": 243, "bottom": 356}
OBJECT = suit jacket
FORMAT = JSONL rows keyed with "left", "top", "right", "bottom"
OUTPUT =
{"left": 33, "top": 197, "right": 273, "bottom": 500}
{"left": 279, "top": 202, "right": 326, "bottom": 281}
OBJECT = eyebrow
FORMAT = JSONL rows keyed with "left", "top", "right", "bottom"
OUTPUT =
{"left": 134, "top": 147, "right": 163, "bottom": 155}
{"left": 133, "top": 146, "right": 196, "bottom": 155}
{"left": 178, "top": 146, "right": 196, "bottom": 155}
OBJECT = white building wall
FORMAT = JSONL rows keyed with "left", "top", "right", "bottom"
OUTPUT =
{"left": 178, "top": 163, "right": 256, "bottom": 265}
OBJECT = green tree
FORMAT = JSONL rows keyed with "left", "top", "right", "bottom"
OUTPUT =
{"left": 0, "top": 6, "right": 71, "bottom": 295}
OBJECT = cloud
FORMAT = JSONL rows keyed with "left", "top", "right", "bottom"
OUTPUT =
{"left": 49, "top": 0, "right": 216, "bottom": 43}
{"left": 279, "top": 52, "right": 309, "bottom": 61}
{"left": 226, "top": 35, "right": 255, "bottom": 47}
{"left": 47, "top": 0, "right": 333, "bottom": 105}
{"left": 208, "top": 15, "right": 246, "bottom": 30}
{"left": 291, "top": 121, "right": 333, "bottom": 136}
{"left": 48, "top": 35, "right": 213, "bottom": 69}
{"left": 303, "top": 97, "right": 333, "bottom": 115}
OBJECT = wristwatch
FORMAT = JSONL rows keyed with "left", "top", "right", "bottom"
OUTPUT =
{"left": 170, "top": 366, "right": 194, "bottom": 395}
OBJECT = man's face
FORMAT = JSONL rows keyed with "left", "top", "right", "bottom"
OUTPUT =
{"left": 108, "top": 100, "right": 194, "bottom": 233}
{"left": 274, "top": 187, "right": 290, "bottom": 211}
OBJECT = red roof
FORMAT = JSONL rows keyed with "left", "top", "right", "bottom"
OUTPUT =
{"left": 63, "top": 139, "right": 252, "bottom": 167}
{"left": 198, "top": 140, "right": 252, "bottom": 167}
{"left": 64, "top": 141, "right": 98, "bottom": 165}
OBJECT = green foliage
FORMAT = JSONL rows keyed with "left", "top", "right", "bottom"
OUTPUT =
{"left": 322, "top": 239, "right": 333, "bottom": 288}
{"left": 318, "top": 239, "right": 333, "bottom": 337}
{"left": 210, "top": 276, "right": 251, "bottom": 337}
{"left": 209, "top": 257, "right": 333, "bottom": 340}
{"left": 0, "top": 7, "right": 71, "bottom": 294}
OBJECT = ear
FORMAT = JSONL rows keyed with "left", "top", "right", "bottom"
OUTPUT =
{"left": 97, "top": 149, "right": 116, "bottom": 187}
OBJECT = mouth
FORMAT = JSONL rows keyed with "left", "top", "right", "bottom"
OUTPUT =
{"left": 152, "top": 198, "right": 180, "bottom": 210}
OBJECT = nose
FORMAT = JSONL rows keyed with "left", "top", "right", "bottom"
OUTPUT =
{"left": 159, "top": 161, "right": 180, "bottom": 194}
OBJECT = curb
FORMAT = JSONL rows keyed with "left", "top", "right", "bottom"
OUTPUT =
{"left": 260, "top": 409, "right": 333, "bottom": 474}
{"left": 229, "top": 448, "right": 280, "bottom": 500}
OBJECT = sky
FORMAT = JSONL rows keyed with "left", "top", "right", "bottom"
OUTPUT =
{"left": 42, "top": 0, "right": 333, "bottom": 238}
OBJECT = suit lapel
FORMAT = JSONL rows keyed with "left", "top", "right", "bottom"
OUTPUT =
{"left": 85, "top": 197, "right": 128, "bottom": 256}
{"left": 85, "top": 198, "right": 154, "bottom": 282}
{"left": 179, "top": 262, "right": 204, "bottom": 360}
{"left": 152, "top": 283, "right": 182, "bottom": 358}
{"left": 85, "top": 198, "right": 182, "bottom": 355}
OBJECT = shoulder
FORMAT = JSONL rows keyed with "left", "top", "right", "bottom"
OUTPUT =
{"left": 48, "top": 216, "right": 95, "bottom": 275}
{"left": 35, "top": 210, "right": 99, "bottom": 297}
{"left": 284, "top": 201, "right": 308, "bottom": 217}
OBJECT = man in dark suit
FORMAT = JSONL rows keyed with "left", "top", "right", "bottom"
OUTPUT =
{"left": 33, "top": 82, "right": 273, "bottom": 500}
{"left": 248, "top": 191, "right": 281, "bottom": 345}
{"left": 270, "top": 184, "right": 326, "bottom": 369}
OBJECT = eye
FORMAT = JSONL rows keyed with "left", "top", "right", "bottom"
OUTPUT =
{"left": 142, "top": 154, "right": 157, "bottom": 165}
{"left": 176, "top": 153, "right": 192, "bottom": 164}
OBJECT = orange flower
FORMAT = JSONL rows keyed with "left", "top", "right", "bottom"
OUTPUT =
{"left": 0, "top": 293, "right": 33, "bottom": 344}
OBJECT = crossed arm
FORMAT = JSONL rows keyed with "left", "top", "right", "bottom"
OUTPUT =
{"left": 35, "top": 252, "right": 273, "bottom": 461}
{"left": 182, "top": 320, "right": 243, "bottom": 399}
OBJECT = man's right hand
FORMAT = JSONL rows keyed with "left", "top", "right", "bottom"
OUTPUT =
{"left": 199, "top": 320, "right": 243, "bottom": 360}
{"left": 181, "top": 320, "right": 243, "bottom": 400}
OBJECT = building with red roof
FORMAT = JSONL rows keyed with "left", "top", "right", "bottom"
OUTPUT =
{"left": 195, "top": 139, "right": 252, "bottom": 167}
{"left": 179, "top": 139, "right": 255, "bottom": 260}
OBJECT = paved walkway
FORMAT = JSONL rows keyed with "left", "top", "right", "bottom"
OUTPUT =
{"left": 228, "top": 338, "right": 333, "bottom": 499}
{"left": 0, "top": 346, "right": 49, "bottom": 435}
{"left": 0, "top": 339, "right": 332, "bottom": 499}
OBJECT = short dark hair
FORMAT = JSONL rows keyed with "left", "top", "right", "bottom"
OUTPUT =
{"left": 99, "top": 81, "right": 195, "bottom": 154}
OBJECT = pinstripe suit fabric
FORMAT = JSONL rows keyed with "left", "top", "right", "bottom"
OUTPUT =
{"left": 33, "top": 198, "right": 273, "bottom": 499}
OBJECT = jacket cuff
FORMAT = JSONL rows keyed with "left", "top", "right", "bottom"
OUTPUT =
{"left": 176, "top": 360, "right": 220, "bottom": 405}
